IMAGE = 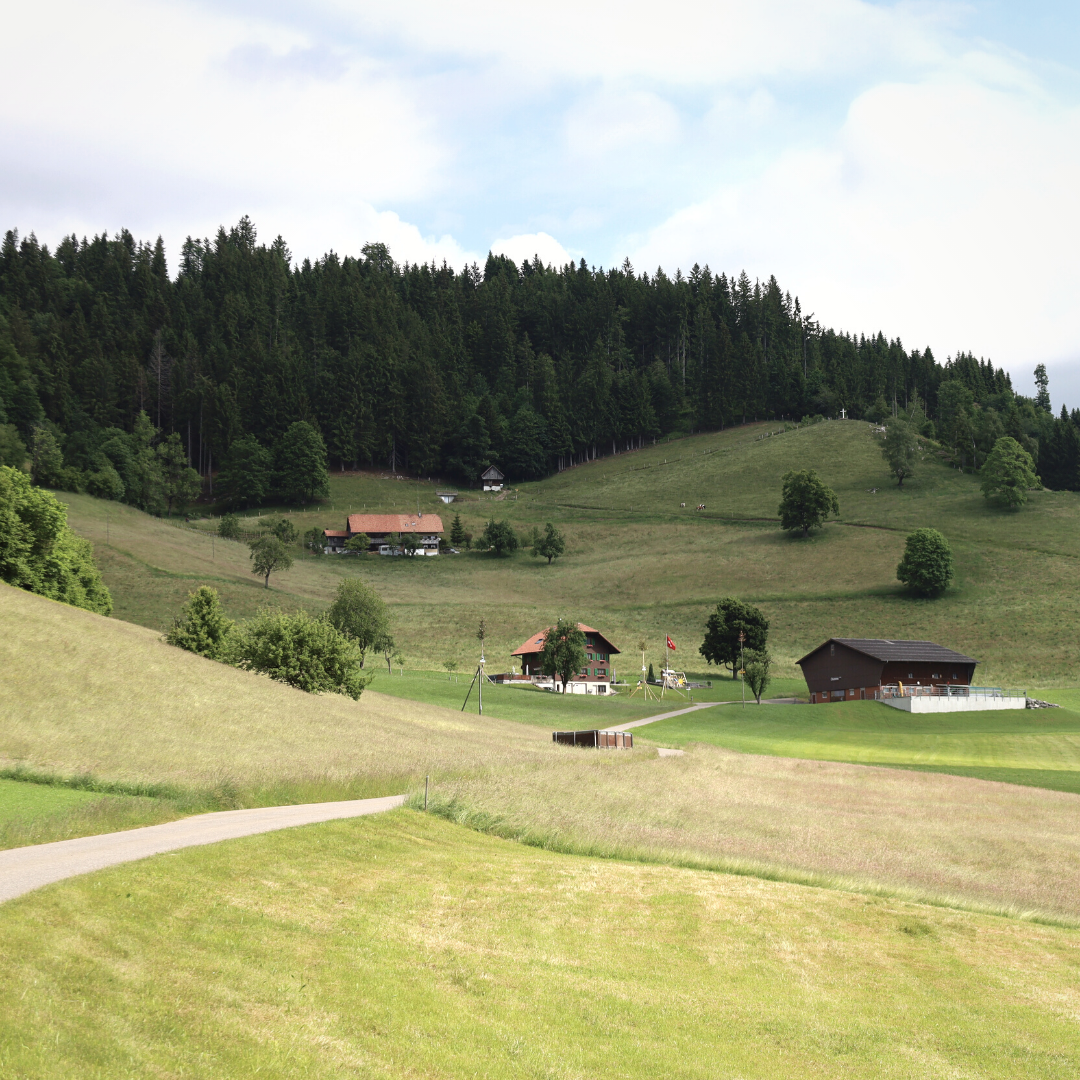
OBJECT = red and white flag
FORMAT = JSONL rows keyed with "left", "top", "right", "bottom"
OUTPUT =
{"left": 666, "top": 635, "right": 676, "bottom": 651}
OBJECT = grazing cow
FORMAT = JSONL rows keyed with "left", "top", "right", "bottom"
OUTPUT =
{"left": 680, "top": 502, "right": 686, "bottom": 508}
{"left": 696, "top": 503, "right": 706, "bottom": 511}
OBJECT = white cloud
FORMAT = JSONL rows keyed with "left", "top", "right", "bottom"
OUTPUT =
{"left": 334, "top": 0, "right": 951, "bottom": 86}
{"left": 490, "top": 232, "right": 574, "bottom": 269}
{"left": 628, "top": 62, "right": 1080, "bottom": 374}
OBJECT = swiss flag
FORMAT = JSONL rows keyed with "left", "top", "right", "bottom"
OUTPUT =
{"left": 666, "top": 635, "right": 676, "bottom": 651}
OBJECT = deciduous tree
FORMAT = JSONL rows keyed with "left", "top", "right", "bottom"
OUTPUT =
{"left": 778, "top": 469, "right": 839, "bottom": 537}
{"left": 532, "top": 522, "right": 565, "bottom": 564}
{"left": 217, "top": 435, "right": 272, "bottom": 507}
{"left": 742, "top": 649, "right": 772, "bottom": 704}
{"left": 325, "top": 578, "right": 390, "bottom": 667}
{"left": 980, "top": 436, "right": 1039, "bottom": 508}
{"left": 881, "top": 417, "right": 919, "bottom": 488}
{"left": 481, "top": 518, "right": 518, "bottom": 555}
{"left": 896, "top": 528, "right": 954, "bottom": 597}
{"left": 699, "top": 597, "right": 768, "bottom": 678}
{"left": 248, "top": 534, "right": 293, "bottom": 588}
{"left": 0, "top": 465, "right": 112, "bottom": 615}
{"left": 539, "top": 617, "right": 586, "bottom": 693}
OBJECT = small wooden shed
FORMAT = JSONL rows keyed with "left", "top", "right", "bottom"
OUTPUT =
{"left": 552, "top": 730, "right": 633, "bottom": 749}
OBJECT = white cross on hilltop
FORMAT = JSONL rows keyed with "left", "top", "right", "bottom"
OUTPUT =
{"left": 840, "top": 408, "right": 847, "bottom": 420}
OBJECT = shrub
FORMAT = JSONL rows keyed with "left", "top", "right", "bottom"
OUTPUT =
{"left": 166, "top": 586, "right": 234, "bottom": 659}
{"left": 896, "top": 528, "right": 954, "bottom": 597}
{"left": 218, "top": 513, "right": 241, "bottom": 540}
{"left": 229, "top": 608, "right": 370, "bottom": 698}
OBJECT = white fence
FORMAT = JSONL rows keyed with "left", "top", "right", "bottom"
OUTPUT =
{"left": 876, "top": 685, "right": 1026, "bottom": 701}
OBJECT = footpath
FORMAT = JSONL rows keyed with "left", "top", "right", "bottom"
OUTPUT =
{"left": 0, "top": 794, "right": 405, "bottom": 904}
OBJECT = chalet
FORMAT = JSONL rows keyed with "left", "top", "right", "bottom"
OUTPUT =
{"left": 798, "top": 638, "right": 977, "bottom": 704}
{"left": 322, "top": 512, "right": 444, "bottom": 556}
{"left": 481, "top": 465, "right": 505, "bottom": 491}
{"left": 510, "top": 624, "right": 620, "bottom": 695}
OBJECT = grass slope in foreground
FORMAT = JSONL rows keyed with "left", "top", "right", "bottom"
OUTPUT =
{"left": 636, "top": 699, "right": 1080, "bottom": 795}
{"left": 2, "top": 811, "right": 1079, "bottom": 1079}
{"left": 60, "top": 418, "right": 1080, "bottom": 686}
{"left": 4, "top": 581, "right": 1080, "bottom": 918}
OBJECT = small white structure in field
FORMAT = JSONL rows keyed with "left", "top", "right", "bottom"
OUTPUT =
{"left": 437, "top": 491, "right": 457, "bottom": 504}
{"left": 481, "top": 465, "right": 505, "bottom": 491}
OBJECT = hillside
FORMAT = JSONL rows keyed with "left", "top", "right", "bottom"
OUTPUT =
{"left": 4, "top": 583, "right": 1080, "bottom": 919}
{"left": 3, "top": 811, "right": 1079, "bottom": 1079}
{"left": 60, "top": 418, "right": 1080, "bottom": 685}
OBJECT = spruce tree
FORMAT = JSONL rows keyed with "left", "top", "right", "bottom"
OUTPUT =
{"left": 275, "top": 422, "right": 330, "bottom": 505}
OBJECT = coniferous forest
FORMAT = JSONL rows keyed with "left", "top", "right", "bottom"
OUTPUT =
{"left": 1, "top": 216, "right": 1078, "bottom": 511}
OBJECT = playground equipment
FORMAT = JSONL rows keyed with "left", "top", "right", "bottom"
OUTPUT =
{"left": 659, "top": 668, "right": 689, "bottom": 699}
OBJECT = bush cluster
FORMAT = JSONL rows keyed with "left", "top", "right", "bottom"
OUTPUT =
{"left": 165, "top": 578, "right": 394, "bottom": 700}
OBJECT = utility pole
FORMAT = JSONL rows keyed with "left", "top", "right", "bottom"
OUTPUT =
{"left": 739, "top": 630, "right": 746, "bottom": 709}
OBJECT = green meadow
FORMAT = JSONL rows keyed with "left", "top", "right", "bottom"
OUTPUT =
{"left": 59, "top": 418, "right": 1080, "bottom": 687}
{"left": 637, "top": 698, "right": 1080, "bottom": 795}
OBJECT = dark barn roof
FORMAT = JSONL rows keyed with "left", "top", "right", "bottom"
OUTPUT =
{"left": 797, "top": 639, "right": 977, "bottom": 666}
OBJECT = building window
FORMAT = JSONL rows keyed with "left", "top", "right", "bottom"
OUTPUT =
{"left": 587, "top": 652, "right": 593, "bottom": 660}
{"left": 830, "top": 643, "right": 835, "bottom": 656}
{"left": 831, "top": 690, "right": 845, "bottom": 700}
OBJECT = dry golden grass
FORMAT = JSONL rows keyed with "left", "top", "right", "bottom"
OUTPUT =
{"left": 5, "top": 581, "right": 1080, "bottom": 920}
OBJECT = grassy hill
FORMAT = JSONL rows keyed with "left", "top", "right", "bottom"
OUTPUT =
{"left": 3, "top": 810, "right": 1079, "bottom": 1079}
{"left": 4, "top": 582, "right": 1080, "bottom": 921}
{"left": 59, "top": 419, "right": 1080, "bottom": 686}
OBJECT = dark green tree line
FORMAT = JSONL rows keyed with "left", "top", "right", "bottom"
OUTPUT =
{"left": 2, "top": 217, "right": 1076, "bottom": 501}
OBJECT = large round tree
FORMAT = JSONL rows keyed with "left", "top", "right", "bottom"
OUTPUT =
{"left": 778, "top": 469, "right": 839, "bottom": 538}
{"left": 896, "top": 528, "right": 954, "bottom": 597}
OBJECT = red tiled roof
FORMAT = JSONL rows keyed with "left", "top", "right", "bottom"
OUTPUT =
{"left": 323, "top": 530, "right": 349, "bottom": 538}
{"left": 346, "top": 513, "right": 444, "bottom": 535}
{"left": 511, "top": 623, "right": 619, "bottom": 656}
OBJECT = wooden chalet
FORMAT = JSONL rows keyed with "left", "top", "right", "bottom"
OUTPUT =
{"left": 798, "top": 638, "right": 977, "bottom": 704}
{"left": 322, "top": 512, "right": 444, "bottom": 556}
{"left": 510, "top": 624, "right": 620, "bottom": 695}
{"left": 481, "top": 465, "right": 505, "bottom": 491}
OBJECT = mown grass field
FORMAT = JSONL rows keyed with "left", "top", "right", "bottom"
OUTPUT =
{"left": 59, "top": 418, "right": 1080, "bottom": 686}
{"left": 2, "top": 811, "right": 1079, "bottom": 1080}
{"left": 638, "top": 698, "right": 1080, "bottom": 794}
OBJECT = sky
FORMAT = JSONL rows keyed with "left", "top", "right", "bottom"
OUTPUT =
{"left": 3, "top": 0, "right": 1079, "bottom": 407}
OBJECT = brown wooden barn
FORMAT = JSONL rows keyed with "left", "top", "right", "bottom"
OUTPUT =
{"left": 797, "top": 638, "right": 977, "bottom": 703}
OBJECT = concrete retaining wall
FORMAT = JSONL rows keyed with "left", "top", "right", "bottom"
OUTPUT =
{"left": 882, "top": 695, "right": 1026, "bottom": 713}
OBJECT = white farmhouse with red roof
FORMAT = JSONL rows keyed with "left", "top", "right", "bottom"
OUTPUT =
{"left": 322, "top": 512, "right": 444, "bottom": 556}
{"left": 509, "top": 623, "right": 620, "bottom": 694}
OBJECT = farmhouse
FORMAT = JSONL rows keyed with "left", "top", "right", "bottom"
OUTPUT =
{"left": 481, "top": 465, "right": 505, "bottom": 491}
{"left": 510, "top": 624, "right": 621, "bottom": 694}
{"left": 798, "top": 638, "right": 977, "bottom": 703}
{"left": 322, "top": 513, "right": 444, "bottom": 556}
